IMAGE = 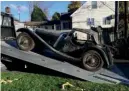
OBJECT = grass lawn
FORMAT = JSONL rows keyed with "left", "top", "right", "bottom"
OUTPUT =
{"left": 1, "top": 72, "right": 129, "bottom": 91}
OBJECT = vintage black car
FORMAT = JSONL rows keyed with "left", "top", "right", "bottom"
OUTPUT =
{"left": 1, "top": 12, "right": 113, "bottom": 72}
{"left": 16, "top": 27, "right": 113, "bottom": 72}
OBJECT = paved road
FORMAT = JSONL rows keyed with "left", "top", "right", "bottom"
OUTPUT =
{"left": 116, "top": 63, "right": 129, "bottom": 79}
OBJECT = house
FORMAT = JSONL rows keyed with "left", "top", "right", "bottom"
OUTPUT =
{"left": 41, "top": 12, "right": 73, "bottom": 30}
{"left": 40, "top": 20, "right": 60, "bottom": 30}
{"left": 24, "top": 21, "right": 46, "bottom": 30}
{"left": 60, "top": 12, "right": 72, "bottom": 30}
{"left": 71, "top": 1, "right": 115, "bottom": 29}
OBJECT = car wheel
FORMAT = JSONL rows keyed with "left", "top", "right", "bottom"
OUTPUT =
{"left": 17, "top": 32, "right": 35, "bottom": 51}
{"left": 82, "top": 50, "right": 104, "bottom": 72}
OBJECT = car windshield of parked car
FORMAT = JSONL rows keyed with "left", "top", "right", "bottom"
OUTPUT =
{"left": 2, "top": 16, "right": 12, "bottom": 27}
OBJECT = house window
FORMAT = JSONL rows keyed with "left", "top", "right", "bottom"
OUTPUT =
{"left": 103, "top": 18, "right": 111, "bottom": 25}
{"left": 87, "top": 18, "right": 91, "bottom": 25}
{"left": 92, "top": 1, "right": 97, "bottom": 9}
{"left": 91, "top": 18, "right": 94, "bottom": 25}
{"left": 87, "top": 18, "right": 95, "bottom": 25}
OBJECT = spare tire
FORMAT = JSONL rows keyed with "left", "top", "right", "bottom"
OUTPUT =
{"left": 17, "top": 32, "right": 35, "bottom": 51}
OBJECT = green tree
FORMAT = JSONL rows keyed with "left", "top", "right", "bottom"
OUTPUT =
{"left": 119, "top": 1, "right": 124, "bottom": 13}
{"left": 68, "top": 1, "right": 81, "bottom": 12}
{"left": 52, "top": 12, "right": 60, "bottom": 20}
{"left": 31, "top": 5, "right": 47, "bottom": 21}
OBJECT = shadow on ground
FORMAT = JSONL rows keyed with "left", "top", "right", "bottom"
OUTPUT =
{"left": 116, "top": 63, "right": 129, "bottom": 79}
{"left": 1, "top": 60, "right": 83, "bottom": 81}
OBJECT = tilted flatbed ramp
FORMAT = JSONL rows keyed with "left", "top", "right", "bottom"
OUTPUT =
{"left": 1, "top": 41, "right": 129, "bottom": 85}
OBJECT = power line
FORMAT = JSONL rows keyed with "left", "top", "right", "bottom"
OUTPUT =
{"left": 100, "top": 1, "right": 115, "bottom": 12}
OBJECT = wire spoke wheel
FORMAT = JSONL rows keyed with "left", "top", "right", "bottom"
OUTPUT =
{"left": 82, "top": 50, "right": 104, "bottom": 72}
{"left": 17, "top": 32, "right": 35, "bottom": 51}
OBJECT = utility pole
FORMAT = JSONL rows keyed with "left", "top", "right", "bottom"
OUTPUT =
{"left": 17, "top": 6, "right": 21, "bottom": 21}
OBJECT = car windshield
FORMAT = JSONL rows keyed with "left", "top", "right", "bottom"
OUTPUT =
{"left": 2, "top": 16, "right": 12, "bottom": 27}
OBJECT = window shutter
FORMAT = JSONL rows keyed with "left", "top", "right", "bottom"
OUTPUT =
{"left": 91, "top": 18, "right": 94, "bottom": 25}
{"left": 103, "top": 17, "right": 106, "bottom": 25}
{"left": 87, "top": 18, "right": 91, "bottom": 25}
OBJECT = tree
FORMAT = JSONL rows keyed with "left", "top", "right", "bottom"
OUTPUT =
{"left": 118, "top": 1, "right": 129, "bottom": 37}
{"left": 119, "top": 1, "right": 125, "bottom": 13}
{"left": 31, "top": 5, "right": 47, "bottom": 21}
{"left": 68, "top": 1, "right": 81, "bottom": 12}
{"left": 28, "top": 1, "right": 54, "bottom": 20}
{"left": 52, "top": 12, "right": 60, "bottom": 20}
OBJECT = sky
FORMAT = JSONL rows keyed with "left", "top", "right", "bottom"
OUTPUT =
{"left": 1, "top": 1, "right": 71, "bottom": 22}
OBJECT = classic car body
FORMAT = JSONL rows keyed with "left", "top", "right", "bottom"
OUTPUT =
{"left": 17, "top": 27, "right": 113, "bottom": 71}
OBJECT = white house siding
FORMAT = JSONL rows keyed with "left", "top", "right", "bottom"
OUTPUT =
{"left": 71, "top": 1, "right": 115, "bottom": 29}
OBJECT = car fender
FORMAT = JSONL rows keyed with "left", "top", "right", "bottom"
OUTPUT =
{"left": 84, "top": 45, "right": 112, "bottom": 67}
{"left": 17, "top": 28, "right": 37, "bottom": 40}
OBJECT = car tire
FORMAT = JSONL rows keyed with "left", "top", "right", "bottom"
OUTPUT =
{"left": 82, "top": 50, "right": 104, "bottom": 72}
{"left": 17, "top": 32, "right": 35, "bottom": 51}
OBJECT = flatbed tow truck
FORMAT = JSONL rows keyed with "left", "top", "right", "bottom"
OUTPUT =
{"left": 1, "top": 11, "right": 129, "bottom": 85}
{"left": 1, "top": 40, "right": 129, "bottom": 85}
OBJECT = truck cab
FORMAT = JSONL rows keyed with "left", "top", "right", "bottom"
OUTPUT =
{"left": 1, "top": 12, "right": 16, "bottom": 40}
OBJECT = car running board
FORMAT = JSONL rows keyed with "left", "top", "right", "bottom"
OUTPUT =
{"left": 1, "top": 41, "right": 129, "bottom": 85}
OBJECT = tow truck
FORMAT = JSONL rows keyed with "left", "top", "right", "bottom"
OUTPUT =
{"left": 1, "top": 11, "right": 129, "bottom": 85}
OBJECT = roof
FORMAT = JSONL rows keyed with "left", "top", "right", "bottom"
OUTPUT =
{"left": 24, "top": 21, "right": 46, "bottom": 26}
{"left": 42, "top": 20, "right": 60, "bottom": 25}
{"left": 71, "top": 1, "right": 115, "bottom": 17}
{"left": 60, "top": 12, "right": 73, "bottom": 20}
{"left": 40, "top": 12, "right": 73, "bottom": 26}
{"left": 71, "top": 2, "right": 87, "bottom": 17}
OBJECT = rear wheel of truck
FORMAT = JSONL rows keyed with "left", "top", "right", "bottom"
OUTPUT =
{"left": 82, "top": 50, "right": 104, "bottom": 72}
{"left": 17, "top": 32, "right": 35, "bottom": 51}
